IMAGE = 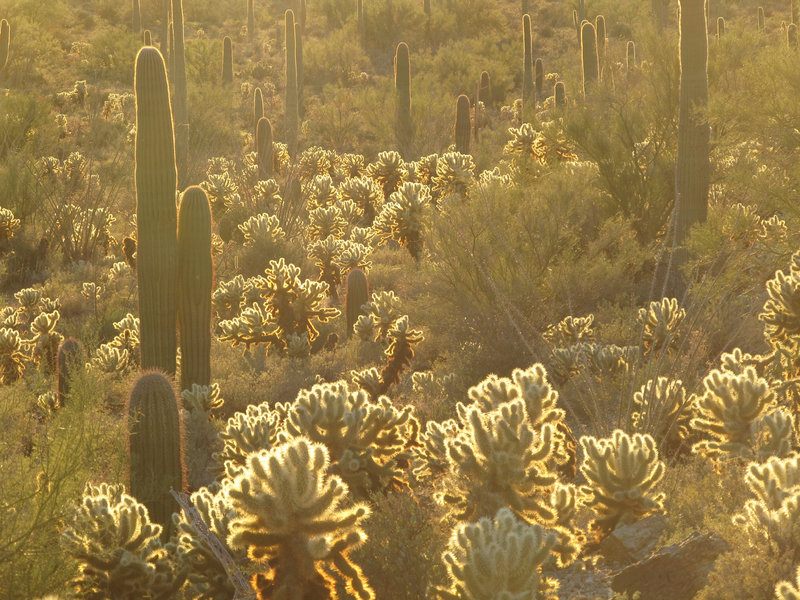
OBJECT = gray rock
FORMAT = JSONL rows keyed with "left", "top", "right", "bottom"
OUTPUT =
{"left": 599, "top": 514, "right": 668, "bottom": 564}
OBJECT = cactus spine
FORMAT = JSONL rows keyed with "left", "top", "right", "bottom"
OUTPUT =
{"left": 172, "top": 0, "right": 189, "bottom": 190}
{"left": 522, "top": 14, "right": 534, "bottom": 120}
{"left": 345, "top": 269, "right": 369, "bottom": 338}
{"left": 0, "top": 19, "right": 9, "bottom": 75}
{"left": 133, "top": 0, "right": 141, "bottom": 33}
{"left": 256, "top": 116, "right": 274, "bottom": 180}
{"left": 595, "top": 15, "right": 606, "bottom": 81}
{"left": 56, "top": 337, "right": 84, "bottom": 407}
{"left": 534, "top": 57, "right": 544, "bottom": 102}
{"left": 248, "top": 0, "right": 255, "bottom": 39}
{"left": 253, "top": 87, "right": 264, "bottom": 128}
{"left": 454, "top": 94, "right": 471, "bottom": 154}
{"left": 135, "top": 47, "right": 178, "bottom": 376}
{"left": 285, "top": 10, "right": 299, "bottom": 156}
{"left": 221, "top": 36, "right": 233, "bottom": 84}
{"left": 394, "top": 41, "right": 413, "bottom": 158}
{"left": 675, "top": 0, "right": 710, "bottom": 248}
{"left": 126, "top": 370, "right": 186, "bottom": 537}
{"left": 178, "top": 186, "right": 212, "bottom": 392}
{"left": 581, "top": 21, "right": 599, "bottom": 97}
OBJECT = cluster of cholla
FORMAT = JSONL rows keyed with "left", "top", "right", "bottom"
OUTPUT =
{"left": 0, "top": 287, "right": 62, "bottom": 384}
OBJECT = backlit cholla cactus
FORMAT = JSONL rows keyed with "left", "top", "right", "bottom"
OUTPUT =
{"left": 432, "top": 507, "right": 560, "bottom": 600}
{"left": 105, "top": 313, "right": 140, "bottom": 368}
{"left": 476, "top": 167, "right": 513, "bottom": 191}
{"left": 579, "top": 430, "right": 665, "bottom": 535}
{"left": 182, "top": 383, "right": 224, "bottom": 413}
{"left": 213, "top": 402, "right": 283, "bottom": 476}
{"left": 0, "top": 327, "right": 27, "bottom": 384}
{"left": 638, "top": 297, "right": 685, "bottom": 355}
{"left": 224, "top": 438, "right": 374, "bottom": 600}
{"left": 253, "top": 179, "right": 282, "bottom": 213}
{"left": 733, "top": 453, "right": 800, "bottom": 551}
{"left": 173, "top": 486, "right": 245, "bottom": 600}
{"left": 297, "top": 146, "right": 335, "bottom": 182}
{"left": 337, "top": 240, "right": 373, "bottom": 275}
{"left": 372, "top": 181, "right": 431, "bottom": 261}
{"left": 632, "top": 377, "right": 691, "bottom": 450}
{"left": 413, "top": 418, "right": 460, "bottom": 480}
{"left": 91, "top": 344, "right": 130, "bottom": 374}
{"left": 308, "top": 236, "right": 345, "bottom": 297}
{"left": 308, "top": 205, "right": 346, "bottom": 241}
{"left": 367, "top": 150, "right": 407, "bottom": 199}
{"left": 59, "top": 483, "right": 183, "bottom": 600}
{"left": 691, "top": 366, "right": 794, "bottom": 460}
{"left": 338, "top": 153, "right": 366, "bottom": 179}
{"left": 339, "top": 176, "right": 383, "bottom": 225}
{"left": 29, "top": 310, "right": 63, "bottom": 369}
{"left": 432, "top": 151, "right": 475, "bottom": 200}
{"left": 777, "top": 567, "right": 800, "bottom": 600}
{"left": 304, "top": 173, "right": 339, "bottom": 210}
{"left": 356, "top": 290, "right": 404, "bottom": 340}
{"left": 238, "top": 213, "right": 286, "bottom": 247}
{"left": 760, "top": 251, "right": 800, "bottom": 352}
{"left": 336, "top": 198, "right": 363, "bottom": 234}
{"left": 413, "top": 154, "right": 439, "bottom": 186}
{"left": 15, "top": 287, "right": 43, "bottom": 325}
{"left": 201, "top": 171, "right": 238, "bottom": 213}
{"left": 212, "top": 275, "right": 254, "bottom": 322}
{"left": 283, "top": 380, "right": 419, "bottom": 498}
{"left": 0, "top": 207, "right": 20, "bottom": 246}
{"left": 543, "top": 314, "right": 595, "bottom": 346}
{"left": 376, "top": 315, "right": 424, "bottom": 395}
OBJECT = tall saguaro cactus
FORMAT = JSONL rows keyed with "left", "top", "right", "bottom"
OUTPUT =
{"left": 0, "top": 19, "right": 10, "bottom": 75}
{"left": 178, "top": 186, "right": 212, "bottom": 392}
{"left": 534, "top": 57, "right": 544, "bottom": 101}
{"left": 285, "top": 9, "right": 299, "bottom": 156}
{"left": 253, "top": 86, "right": 264, "bottom": 128}
{"left": 394, "top": 41, "right": 413, "bottom": 158}
{"left": 295, "top": 20, "right": 304, "bottom": 117}
{"left": 172, "top": 0, "right": 189, "bottom": 190}
{"left": 675, "top": 0, "right": 710, "bottom": 247}
{"left": 135, "top": 47, "right": 178, "bottom": 376}
{"left": 522, "top": 14, "right": 534, "bottom": 120}
{"left": 581, "top": 21, "right": 599, "bottom": 97}
{"left": 595, "top": 15, "right": 606, "bottom": 80}
{"left": 454, "top": 94, "right": 471, "bottom": 154}
{"left": 222, "top": 36, "right": 233, "bottom": 84}
{"left": 133, "top": 0, "right": 142, "bottom": 33}
{"left": 256, "top": 116, "right": 274, "bottom": 180}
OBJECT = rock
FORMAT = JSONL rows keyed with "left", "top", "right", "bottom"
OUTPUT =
{"left": 611, "top": 531, "right": 730, "bottom": 600}
{"left": 599, "top": 514, "right": 668, "bottom": 564}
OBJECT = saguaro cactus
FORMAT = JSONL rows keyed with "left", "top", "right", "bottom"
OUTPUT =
{"left": 357, "top": 0, "right": 365, "bottom": 48}
{"left": 221, "top": 36, "right": 233, "bottom": 83}
{"left": 595, "top": 15, "right": 606, "bottom": 80}
{"left": 126, "top": 370, "right": 186, "bottom": 536}
{"left": 522, "top": 14, "right": 534, "bottom": 120}
{"left": 178, "top": 186, "right": 212, "bottom": 392}
{"left": 248, "top": 0, "right": 255, "bottom": 39}
{"left": 295, "top": 20, "right": 304, "bottom": 116}
{"left": 144, "top": 29, "right": 152, "bottom": 46}
{"left": 135, "top": 47, "right": 178, "bottom": 376}
{"left": 626, "top": 40, "right": 637, "bottom": 70}
{"left": 555, "top": 81, "right": 566, "bottom": 107}
{"left": 394, "top": 41, "right": 413, "bottom": 157}
{"left": 454, "top": 94, "right": 471, "bottom": 154}
{"left": 534, "top": 57, "right": 544, "bottom": 101}
{"left": 0, "top": 19, "right": 10, "bottom": 74}
{"left": 133, "top": 0, "right": 142, "bottom": 33}
{"left": 758, "top": 6, "right": 765, "bottom": 31}
{"left": 253, "top": 86, "right": 263, "bottom": 128}
{"left": 675, "top": 0, "right": 710, "bottom": 247}
{"left": 256, "top": 116, "right": 274, "bottom": 180}
{"left": 581, "top": 21, "right": 599, "bottom": 97}
{"left": 172, "top": 0, "right": 189, "bottom": 190}
{"left": 716, "top": 16, "right": 725, "bottom": 37}
{"left": 479, "top": 70, "right": 492, "bottom": 107}
{"left": 56, "top": 337, "right": 84, "bottom": 407}
{"left": 285, "top": 10, "right": 299, "bottom": 156}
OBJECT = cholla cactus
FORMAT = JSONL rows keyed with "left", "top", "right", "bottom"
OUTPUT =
{"left": 337, "top": 240, "right": 373, "bottom": 275}
{"left": 372, "top": 181, "right": 431, "bottom": 261}
{"left": 760, "top": 251, "right": 800, "bottom": 351}
{"left": 338, "top": 153, "right": 366, "bottom": 179}
{"left": 367, "top": 150, "right": 407, "bottom": 198}
{"left": 106, "top": 313, "right": 140, "bottom": 367}
{"left": 579, "top": 430, "right": 665, "bottom": 534}
{"left": 691, "top": 366, "right": 791, "bottom": 460}
{"left": 543, "top": 314, "right": 595, "bottom": 346}
{"left": 336, "top": 198, "right": 363, "bottom": 232}
{"left": 638, "top": 297, "right": 685, "bottom": 355}
{"left": 223, "top": 438, "right": 374, "bottom": 599}
{"left": 632, "top": 377, "right": 691, "bottom": 450}
{"left": 304, "top": 173, "right": 338, "bottom": 209}
{"left": 0, "top": 327, "right": 27, "bottom": 384}
{"left": 308, "top": 205, "right": 346, "bottom": 241}
{"left": 412, "top": 418, "right": 460, "bottom": 480}
{"left": 339, "top": 176, "right": 383, "bottom": 225}
{"left": 91, "top": 343, "right": 130, "bottom": 374}
{"left": 253, "top": 179, "right": 282, "bottom": 213}
{"left": 359, "top": 290, "right": 404, "bottom": 339}
{"left": 432, "top": 151, "right": 475, "bottom": 200}
{"left": 503, "top": 122, "right": 576, "bottom": 166}
{"left": 29, "top": 310, "right": 63, "bottom": 369}
{"left": 377, "top": 315, "right": 423, "bottom": 394}
{"left": 733, "top": 453, "right": 800, "bottom": 550}
{"left": 308, "top": 236, "right": 345, "bottom": 297}
{"left": 213, "top": 402, "right": 283, "bottom": 475}
{"left": 212, "top": 275, "right": 253, "bottom": 322}
{"left": 15, "top": 287, "right": 43, "bottom": 324}
{"left": 201, "top": 172, "right": 238, "bottom": 213}
{"left": 238, "top": 213, "right": 286, "bottom": 247}
{"left": 777, "top": 567, "right": 800, "bottom": 600}
{"left": 59, "top": 483, "right": 183, "bottom": 600}
{"left": 284, "top": 380, "right": 419, "bottom": 497}
{"left": 432, "top": 507, "right": 560, "bottom": 600}
{"left": 297, "top": 146, "right": 334, "bottom": 181}
{"left": 0, "top": 207, "right": 20, "bottom": 246}
{"left": 181, "top": 383, "right": 224, "bottom": 413}
{"left": 353, "top": 314, "right": 378, "bottom": 342}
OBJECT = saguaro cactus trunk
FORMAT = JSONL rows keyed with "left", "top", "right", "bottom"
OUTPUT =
{"left": 285, "top": 10, "right": 299, "bottom": 156}
{"left": 394, "top": 41, "right": 413, "bottom": 158}
{"left": 172, "top": 0, "right": 189, "bottom": 190}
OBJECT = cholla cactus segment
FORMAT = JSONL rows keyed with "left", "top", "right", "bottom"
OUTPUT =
{"left": 378, "top": 315, "right": 424, "bottom": 392}
{"left": 543, "top": 314, "right": 595, "bottom": 346}
{"left": 432, "top": 151, "right": 475, "bottom": 200}
{"left": 372, "top": 181, "right": 431, "bottom": 260}
{"left": 339, "top": 153, "right": 366, "bottom": 179}
{"left": 719, "top": 347, "right": 756, "bottom": 374}
{"left": 361, "top": 290, "right": 403, "bottom": 338}
{"left": 412, "top": 418, "right": 459, "bottom": 480}
{"left": 752, "top": 408, "right": 795, "bottom": 461}
{"left": 217, "top": 302, "right": 280, "bottom": 350}
{"left": 201, "top": 172, "right": 238, "bottom": 212}
{"left": 304, "top": 173, "right": 339, "bottom": 209}
{"left": 0, "top": 327, "right": 27, "bottom": 384}
{"left": 81, "top": 282, "right": 103, "bottom": 301}
{"left": 213, "top": 402, "right": 283, "bottom": 475}
{"left": 579, "top": 430, "right": 665, "bottom": 533}
{"left": 238, "top": 213, "right": 286, "bottom": 247}
{"left": 337, "top": 240, "right": 373, "bottom": 275}
{"left": 433, "top": 507, "right": 559, "bottom": 600}
{"left": 60, "top": 483, "right": 182, "bottom": 600}
{"left": 350, "top": 366, "right": 383, "bottom": 398}
{"left": 366, "top": 150, "right": 407, "bottom": 198}
{"left": 0, "top": 207, "right": 20, "bottom": 243}
{"left": 308, "top": 235, "right": 345, "bottom": 293}
{"left": 308, "top": 205, "right": 346, "bottom": 241}
{"left": 30, "top": 310, "right": 63, "bottom": 368}
{"left": 336, "top": 198, "right": 363, "bottom": 230}
{"left": 353, "top": 314, "right": 378, "bottom": 342}
{"left": 181, "top": 383, "right": 224, "bottom": 413}
{"left": 777, "top": 567, "right": 800, "bottom": 600}
{"left": 284, "top": 380, "right": 419, "bottom": 497}
{"left": 212, "top": 275, "right": 253, "bottom": 322}
{"left": 631, "top": 377, "right": 691, "bottom": 449}
{"left": 253, "top": 179, "right": 282, "bottom": 212}
{"left": 15, "top": 287, "right": 42, "bottom": 320}
{"left": 637, "top": 297, "right": 685, "bottom": 355}
{"left": 224, "top": 438, "right": 374, "bottom": 599}
{"left": 760, "top": 251, "right": 800, "bottom": 350}
{"left": 297, "top": 146, "right": 334, "bottom": 182}
{"left": 174, "top": 486, "right": 244, "bottom": 600}
{"left": 339, "top": 177, "right": 383, "bottom": 225}
{"left": 691, "top": 366, "right": 779, "bottom": 460}
{"left": 92, "top": 343, "right": 130, "bottom": 374}
{"left": 734, "top": 453, "right": 800, "bottom": 550}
